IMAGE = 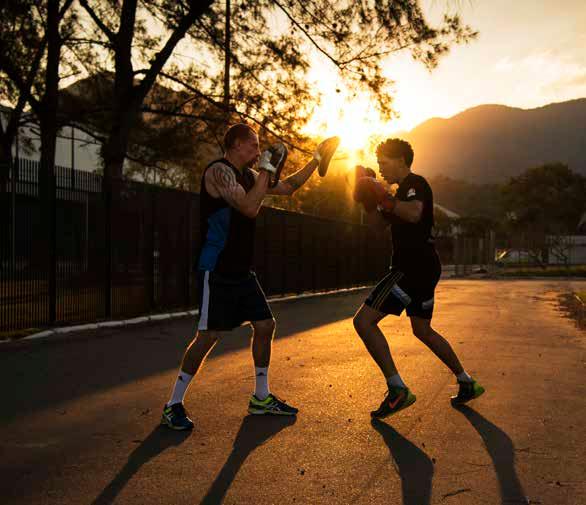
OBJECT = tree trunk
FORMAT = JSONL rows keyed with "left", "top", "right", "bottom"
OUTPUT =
{"left": 38, "top": 0, "right": 61, "bottom": 325}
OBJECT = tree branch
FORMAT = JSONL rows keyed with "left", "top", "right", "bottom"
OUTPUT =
{"left": 140, "top": 106, "right": 217, "bottom": 123}
{"left": 0, "top": 54, "right": 42, "bottom": 115}
{"left": 78, "top": 0, "right": 117, "bottom": 44}
{"left": 135, "top": 1, "right": 214, "bottom": 104}
{"left": 58, "top": 0, "right": 75, "bottom": 20}
{"left": 154, "top": 71, "right": 224, "bottom": 109}
{"left": 272, "top": 0, "right": 340, "bottom": 68}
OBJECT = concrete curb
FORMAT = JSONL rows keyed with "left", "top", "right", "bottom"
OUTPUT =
{"left": 11, "top": 286, "right": 371, "bottom": 344}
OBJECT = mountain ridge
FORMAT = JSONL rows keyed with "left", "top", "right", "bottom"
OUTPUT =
{"left": 403, "top": 98, "right": 586, "bottom": 182}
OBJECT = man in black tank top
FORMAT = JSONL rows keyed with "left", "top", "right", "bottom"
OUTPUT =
{"left": 352, "top": 138, "right": 485, "bottom": 419}
{"left": 162, "top": 123, "right": 340, "bottom": 429}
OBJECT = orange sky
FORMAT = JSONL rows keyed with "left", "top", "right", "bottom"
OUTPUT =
{"left": 302, "top": 0, "right": 586, "bottom": 145}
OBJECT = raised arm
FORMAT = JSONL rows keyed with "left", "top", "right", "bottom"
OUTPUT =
{"left": 205, "top": 162, "right": 269, "bottom": 218}
{"left": 265, "top": 136, "right": 340, "bottom": 196}
{"left": 268, "top": 158, "right": 318, "bottom": 196}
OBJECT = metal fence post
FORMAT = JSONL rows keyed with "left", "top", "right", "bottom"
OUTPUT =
{"left": 103, "top": 178, "right": 112, "bottom": 319}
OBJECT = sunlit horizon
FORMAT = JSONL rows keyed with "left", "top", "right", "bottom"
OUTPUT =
{"left": 301, "top": 0, "right": 586, "bottom": 159}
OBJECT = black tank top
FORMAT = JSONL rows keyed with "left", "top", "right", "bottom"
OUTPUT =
{"left": 197, "top": 158, "right": 256, "bottom": 276}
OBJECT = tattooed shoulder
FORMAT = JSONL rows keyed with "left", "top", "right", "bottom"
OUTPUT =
{"left": 210, "top": 162, "right": 237, "bottom": 189}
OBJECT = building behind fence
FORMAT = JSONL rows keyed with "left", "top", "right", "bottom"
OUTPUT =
{"left": 452, "top": 230, "right": 586, "bottom": 276}
{"left": 1, "top": 159, "right": 392, "bottom": 333}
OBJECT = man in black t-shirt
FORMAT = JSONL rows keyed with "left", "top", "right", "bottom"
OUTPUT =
{"left": 353, "top": 138, "right": 485, "bottom": 419}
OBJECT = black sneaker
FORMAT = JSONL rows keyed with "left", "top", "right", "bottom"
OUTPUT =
{"left": 371, "top": 386, "right": 416, "bottom": 419}
{"left": 161, "top": 403, "right": 194, "bottom": 430}
{"left": 315, "top": 136, "right": 340, "bottom": 177}
{"left": 451, "top": 380, "right": 485, "bottom": 405}
{"left": 248, "top": 393, "right": 299, "bottom": 416}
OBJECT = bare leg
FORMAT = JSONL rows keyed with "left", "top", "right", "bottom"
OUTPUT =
{"left": 353, "top": 304, "right": 399, "bottom": 378}
{"left": 180, "top": 330, "right": 220, "bottom": 376}
{"left": 410, "top": 316, "right": 464, "bottom": 376}
{"left": 251, "top": 318, "right": 276, "bottom": 367}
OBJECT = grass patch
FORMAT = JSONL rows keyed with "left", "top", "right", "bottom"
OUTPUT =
{"left": 496, "top": 265, "right": 586, "bottom": 277}
{"left": 0, "top": 328, "right": 42, "bottom": 341}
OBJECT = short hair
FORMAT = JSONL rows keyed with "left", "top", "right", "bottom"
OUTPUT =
{"left": 376, "top": 138, "right": 414, "bottom": 167}
{"left": 223, "top": 123, "right": 256, "bottom": 150}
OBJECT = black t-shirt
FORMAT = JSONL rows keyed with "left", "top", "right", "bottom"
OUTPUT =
{"left": 383, "top": 172, "right": 437, "bottom": 269}
{"left": 197, "top": 158, "right": 256, "bottom": 277}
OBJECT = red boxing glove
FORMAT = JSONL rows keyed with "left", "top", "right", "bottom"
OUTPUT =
{"left": 353, "top": 165, "right": 377, "bottom": 211}
{"left": 354, "top": 165, "right": 376, "bottom": 183}
{"left": 354, "top": 177, "right": 396, "bottom": 213}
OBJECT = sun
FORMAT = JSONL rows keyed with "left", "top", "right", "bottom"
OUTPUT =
{"left": 303, "top": 89, "right": 385, "bottom": 153}
{"left": 301, "top": 68, "right": 413, "bottom": 165}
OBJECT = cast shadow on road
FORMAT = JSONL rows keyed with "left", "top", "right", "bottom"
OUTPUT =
{"left": 370, "top": 419, "right": 434, "bottom": 505}
{"left": 453, "top": 405, "right": 527, "bottom": 505}
{"left": 1, "top": 289, "right": 364, "bottom": 426}
{"left": 199, "top": 414, "right": 297, "bottom": 505}
{"left": 90, "top": 425, "right": 190, "bottom": 505}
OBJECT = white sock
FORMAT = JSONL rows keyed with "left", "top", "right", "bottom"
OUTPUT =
{"left": 168, "top": 370, "right": 194, "bottom": 406}
{"left": 457, "top": 371, "right": 473, "bottom": 383}
{"left": 386, "top": 374, "right": 406, "bottom": 389}
{"left": 254, "top": 367, "right": 270, "bottom": 400}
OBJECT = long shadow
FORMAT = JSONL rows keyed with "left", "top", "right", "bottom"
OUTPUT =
{"left": 199, "top": 415, "right": 296, "bottom": 505}
{"left": 453, "top": 405, "right": 526, "bottom": 504}
{"left": 0, "top": 288, "right": 367, "bottom": 426}
{"left": 91, "top": 425, "right": 190, "bottom": 505}
{"left": 371, "top": 419, "right": 434, "bottom": 505}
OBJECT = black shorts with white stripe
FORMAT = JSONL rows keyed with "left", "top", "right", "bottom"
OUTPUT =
{"left": 196, "top": 270, "right": 273, "bottom": 331}
{"left": 365, "top": 264, "right": 441, "bottom": 320}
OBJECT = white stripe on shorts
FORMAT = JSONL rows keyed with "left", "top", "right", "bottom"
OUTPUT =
{"left": 198, "top": 271, "right": 211, "bottom": 330}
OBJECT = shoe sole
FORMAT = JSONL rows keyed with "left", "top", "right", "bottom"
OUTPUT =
{"left": 371, "top": 395, "right": 417, "bottom": 419}
{"left": 161, "top": 415, "right": 194, "bottom": 431}
{"left": 451, "top": 387, "right": 486, "bottom": 405}
{"left": 248, "top": 407, "right": 298, "bottom": 416}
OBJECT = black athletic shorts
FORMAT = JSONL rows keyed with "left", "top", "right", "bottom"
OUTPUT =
{"left": 196, "top": 270, "right": 273, "bottom": 331}
{"left": 365, "top": 262, "right": 441, "bottom": 320}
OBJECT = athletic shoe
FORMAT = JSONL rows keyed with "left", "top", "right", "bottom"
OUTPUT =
{"left": 248, "top": 393, "right": 298, "bottom": 416}
{"left": 315, "top": 136, "right": 340, "bottom": 177}
{"left": 371, "top": 386, "right": 417, "bottom": 419}
{"left": 161, "top": 402, "right": 194, "bottom": 430}
{"left": 451, "top": 379, "right": 485, "bottom": 405}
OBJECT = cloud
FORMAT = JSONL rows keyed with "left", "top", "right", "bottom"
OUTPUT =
{"left": 494, "top": 57, "right": 514, "bottom": 72}
{"left": 543, "top": 72, "right": 586, "bottom": 93}
{"left": 494, "top": 52, "right": 586, "bottom": 100}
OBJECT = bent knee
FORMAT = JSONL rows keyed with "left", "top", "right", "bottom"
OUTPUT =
{"left": 412, "top": 326, "right": 434, "bottom": 340}
{"left": 195, "top": 330, "right": 219, "bottom": 345}
{"left": 353, "top": 310, "right": 378, "bottom": 334}
{"left": 253, "top": 318, "right": 276, "bottom": 337}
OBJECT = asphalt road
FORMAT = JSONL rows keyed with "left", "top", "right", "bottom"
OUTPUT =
{"left": 1, "top": 279, "right": 585, "bottom": 505}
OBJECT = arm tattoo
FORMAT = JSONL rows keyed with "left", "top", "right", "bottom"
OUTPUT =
{"left": 211, "top": 163, "right": 243, "bottom": 204}
{"left": 282, "top": 159, "right": 317, "bottom": 192}
{"left": 284, "top": 171, "right": 305, "bottom": 191}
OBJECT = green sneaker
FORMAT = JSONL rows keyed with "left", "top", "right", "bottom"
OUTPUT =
{"left": 161, "top": 402, "right": 194, "bottom": 431}
{"left": 371, "top": 387, "right": 416, "bottom": 419}
{"left": 451, "top": 380, "right": 485, "bottom": 405}
{"left": 248, "top": 393, "right": 298, "bottom": 416}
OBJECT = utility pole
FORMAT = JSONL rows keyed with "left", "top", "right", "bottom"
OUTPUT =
{"left": 223, "top": 0, "right": 231, "bottom": 125}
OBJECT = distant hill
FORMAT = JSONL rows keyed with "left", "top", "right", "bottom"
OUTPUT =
{"left": 404, "top": 99, "right": 586, "bottom": 183}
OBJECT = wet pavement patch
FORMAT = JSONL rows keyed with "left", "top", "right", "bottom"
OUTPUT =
{"left": 557, "top": 293, "right": 586, "bottom": 332}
